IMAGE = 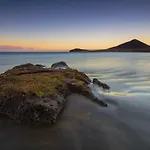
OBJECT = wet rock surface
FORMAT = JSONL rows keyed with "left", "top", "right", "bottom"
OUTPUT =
{"left": 51, "top": 61, "right": 69, "bottom": 70}
{"left": 93, "top": 78, "right": 110, "bottom": 90}
{"left": 0, "top": 62, "right": 108, "bottom": 124}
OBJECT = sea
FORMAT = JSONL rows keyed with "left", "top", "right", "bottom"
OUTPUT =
{"left": 0, "top": 52, "right": 150, "bottom": 150}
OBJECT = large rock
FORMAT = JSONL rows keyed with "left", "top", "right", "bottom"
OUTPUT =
{"left": 0, "top": 62, "right": 107, "bottom": 124}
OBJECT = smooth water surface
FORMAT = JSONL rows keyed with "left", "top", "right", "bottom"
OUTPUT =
{"left": 0, "top": 52, "right": 150, "bottom": 150}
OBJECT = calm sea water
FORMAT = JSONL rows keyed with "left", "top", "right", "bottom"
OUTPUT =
{"left": 0, "top": 52, "right": 150, "bottom": 150}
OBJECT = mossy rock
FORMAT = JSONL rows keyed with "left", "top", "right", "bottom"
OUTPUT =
{"left": 3, "top": 63, "right": 46, "bottom": 76}
{"left": 0, "top": 63, "right": 107, "bottom": 124}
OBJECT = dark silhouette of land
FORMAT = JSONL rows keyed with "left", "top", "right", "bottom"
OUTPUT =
{"left": 70, "top": 39, "right": 150, "bottom": 52}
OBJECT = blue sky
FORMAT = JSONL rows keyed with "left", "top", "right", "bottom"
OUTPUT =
{"left": 0, "top": 0, "right": 149, "bottom": 50}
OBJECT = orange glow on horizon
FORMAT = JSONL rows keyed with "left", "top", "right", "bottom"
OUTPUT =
{"left": 0, "top": 36, "right": 149, "bottom": 51}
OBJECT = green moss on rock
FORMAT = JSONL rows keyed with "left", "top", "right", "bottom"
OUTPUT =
{"left": 0, "top": 63, "right": 107, "bottom": 124}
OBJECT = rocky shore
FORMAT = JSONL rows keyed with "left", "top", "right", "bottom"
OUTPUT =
{"left": 0, "top": 62, "right": 108, "bottom": 124}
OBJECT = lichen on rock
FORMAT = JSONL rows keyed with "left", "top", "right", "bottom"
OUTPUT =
{"left": 0, "top": 62, "right": 108, "bottom": 124}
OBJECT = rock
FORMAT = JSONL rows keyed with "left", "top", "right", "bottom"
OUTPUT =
{"left": 93, "top": 78, "right": 110, "bottom": 90}
{"left": 51, "top": 61, "right": 69, "bottom": 70}
{"left": 4, "top": 63, "right": 46, "bottom": 75}
{"left": 66, "top": 80, "right": 107, "bottom": 107}
{"left": 0, "top": 62, "right": 107, "bottom": 124}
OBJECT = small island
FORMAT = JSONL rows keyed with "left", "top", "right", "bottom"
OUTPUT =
{"left": 0, "top": 62, "right": 108, "bottom": 124}
{"left": 70, "top": 39, "right": 150, "bottom": 53}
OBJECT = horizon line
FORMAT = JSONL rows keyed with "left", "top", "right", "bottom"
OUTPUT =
{"left": 0, "top": 38, "right": 149, "bottom": 52}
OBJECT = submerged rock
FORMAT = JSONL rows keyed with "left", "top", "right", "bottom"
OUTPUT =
{"left": 0, "top": 62, "right": 108, "bottom": 124}
{"left": 93, "top": 78, "right": 110, "bottom": 90}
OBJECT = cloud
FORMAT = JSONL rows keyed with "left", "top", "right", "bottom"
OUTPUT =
{"left": 0, "top": 45, "right": 24, "bottom": 50}
{"left": 0, "top": 45, "right": 36, "bottom": 51}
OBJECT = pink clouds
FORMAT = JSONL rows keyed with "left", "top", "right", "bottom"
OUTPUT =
{"left": 0, "top": 45, "right": 35, "bottom": 51}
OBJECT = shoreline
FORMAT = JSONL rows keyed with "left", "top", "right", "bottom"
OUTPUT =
{"left": 0, "top": 94, "right": 147, "bottom": 150}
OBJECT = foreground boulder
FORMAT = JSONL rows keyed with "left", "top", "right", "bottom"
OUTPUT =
{"left": 0, "top": 63, "right": 107, "bottom": 124}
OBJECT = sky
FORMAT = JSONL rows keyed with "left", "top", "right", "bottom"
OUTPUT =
{"left": 0, "top": 0, "right": 150, "bottom": 51}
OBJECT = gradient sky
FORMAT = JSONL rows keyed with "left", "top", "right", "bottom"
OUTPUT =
{"left": 0, "top": 0, "right": 150, "bottom": 51}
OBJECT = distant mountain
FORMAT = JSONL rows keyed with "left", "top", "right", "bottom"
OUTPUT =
{"left": 70, "top": 48, "right": 90, "bottom": 52}
{"left": 70, "top": 39, "right": 150, "bottom": 52}
{"left": 109, "top": 39, "right": 150, "bottom": 49}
